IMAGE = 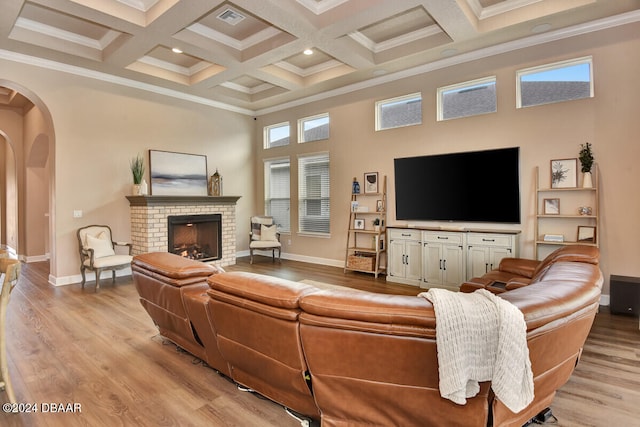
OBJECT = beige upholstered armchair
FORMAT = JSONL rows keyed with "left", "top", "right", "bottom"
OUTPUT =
{"left": 77, "top": 225, "right": 133, "bottom": 291}
{"left": 249, "top": 216, "right": 281, "bottom": 264}
{"left": 0, "top": 255, "right": 21, "bottom": 404}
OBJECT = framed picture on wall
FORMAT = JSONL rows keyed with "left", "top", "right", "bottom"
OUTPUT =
{"left": 149, "top": 150, "right": 208, "bottom": 196}
{"left": 543, "top": 198, "right": 560, "bottom": 215}
{"left": 354, "top": 219, "right": 365, "bottom": 230}
{"left": 364, "top": 172, "right": 378, "bottom": 194}
{"left": 550, "top": 158, "right": 577, "bottom": 188}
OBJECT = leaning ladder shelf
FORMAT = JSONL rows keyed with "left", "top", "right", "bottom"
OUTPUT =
{"left": 534, "top": 164, "right": 599, "bottom": 260}
{"left": 344, "top": 175, "right": 387, "bottom": 278}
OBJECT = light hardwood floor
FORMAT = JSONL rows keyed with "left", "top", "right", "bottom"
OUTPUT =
{"left": 0, "top": 257, "right": 638, "bottom": 426}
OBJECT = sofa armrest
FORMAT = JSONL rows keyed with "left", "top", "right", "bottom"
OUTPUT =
{"left": 497, "top": 258, "right": 539, "bottom": 278}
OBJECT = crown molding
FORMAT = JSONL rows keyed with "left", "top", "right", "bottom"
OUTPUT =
{"left": 256, "top": 10, "right": 640, "bottom": 115}
{"left": 1, "top": 10, "right": 639, "bottom": 117}
{"left": 0, "top": 49, "right": 254, "bottom": 115}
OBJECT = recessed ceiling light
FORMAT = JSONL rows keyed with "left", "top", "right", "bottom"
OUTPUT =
{"left": 172, "top": 47, "right": 183, "bottom": 54}
{"left": 303, "top": 49, "right": 313, "bottom": 55}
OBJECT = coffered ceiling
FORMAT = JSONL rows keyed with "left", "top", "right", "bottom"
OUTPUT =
{"left": 1, "top": 0, "right": 639, "bottom": 114}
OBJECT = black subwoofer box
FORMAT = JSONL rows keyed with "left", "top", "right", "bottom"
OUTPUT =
{"left": 610, "top": 275, "right": 640, "bottom": 315}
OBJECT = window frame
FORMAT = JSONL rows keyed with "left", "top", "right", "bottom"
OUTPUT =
{"left": 298, "top": 113, "right": 330, "bottom": 143}
{"left": 437, "top": 76, "right": 497, "bottom": 121}
{"left": 375, "top": 92, "right": 422, "bottom": 131}
{"left": 263, "top": 121, "right": 290, "bottom": 149}
{"left": 516, "top": 56, "right": 594, "bottom": 109}
{"left": 263, "top": 157, "right": 291, "bottom": 234}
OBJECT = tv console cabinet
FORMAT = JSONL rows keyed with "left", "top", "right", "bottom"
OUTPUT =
{"left": 387, "top": 227, "right": 520, "bottom": 290}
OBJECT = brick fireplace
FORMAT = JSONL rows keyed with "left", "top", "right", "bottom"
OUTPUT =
{"left": 126, "top": 195, "right": 241, "bottom": 267}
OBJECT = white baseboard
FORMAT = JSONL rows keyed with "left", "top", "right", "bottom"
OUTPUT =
{"left": 49, "top": 267, "right": 132, "bottom": 287}
{"left": 24, "top": 254, "right": 50, "bottom": 263}
{"left": 238, "top": 250, "right": 343, "bottom": 268}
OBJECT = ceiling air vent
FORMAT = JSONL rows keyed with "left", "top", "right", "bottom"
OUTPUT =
{"left": 217, "top": 8, "right": 246, "bottom": 25}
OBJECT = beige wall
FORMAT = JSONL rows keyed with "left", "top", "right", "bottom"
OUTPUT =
{"left": 0, "top": 62, "right": 255, "bottom": 281}
{"left": 0, "top": 108, "right": 22, "bottom": 250}
{"left": 255, "top": 22, "right": 640, "bottom": 296}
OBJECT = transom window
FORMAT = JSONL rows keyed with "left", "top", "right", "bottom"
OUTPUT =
{"left": 264, "top": 122, "right": 290, "bottom": 149}
{"left": 298, "top": 113, "right": 329, "bottom": 143}
{"left": 517, "top": 56, "right": 593, "bottom": 108}
{"left": 375, "top": 92, "right": 422, "bottom": 131}
{"left": 437, "top": 77, "right": 497, "bottom": 121}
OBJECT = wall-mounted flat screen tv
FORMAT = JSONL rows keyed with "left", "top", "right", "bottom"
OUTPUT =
{"left": 394, "top": 147, "right": 521, "bottom": 223}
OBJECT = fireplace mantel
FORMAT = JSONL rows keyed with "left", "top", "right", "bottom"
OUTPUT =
{"left": 126, "top": 195, "right": 241, "bottom": 206}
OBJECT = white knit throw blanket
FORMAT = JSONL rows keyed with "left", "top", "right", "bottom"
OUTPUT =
{"left": 419, "top": 288, "right": 534, "bottom": 413}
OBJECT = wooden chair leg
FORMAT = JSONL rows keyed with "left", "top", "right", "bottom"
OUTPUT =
{"left": 112, "top": 270, "right": 116, "bottom": 283}
{"left": 250, "top": 248, "right": 254, "bottom": 264}
{"left": 95, "top": 268, "right": 101, "bottom": 292}
{"left": 80, "top": 266, "right": 86, "bottom": 289}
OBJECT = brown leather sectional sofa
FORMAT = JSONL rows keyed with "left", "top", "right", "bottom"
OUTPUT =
{"left": 132, "top": 245, "right": 603, "bottom": 427}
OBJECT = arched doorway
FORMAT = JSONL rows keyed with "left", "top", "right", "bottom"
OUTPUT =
{"left": 0, "top": 82, "right": 55, "bottom": 275}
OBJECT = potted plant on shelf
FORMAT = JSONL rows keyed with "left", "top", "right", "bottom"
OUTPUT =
{"left": 579, "top": 142, "right": 594, "bottom": 188}
{"left": 130, "top": 154, "right": 146, "bottom": 195}
{"left": 372, "top": 217, "right": 381, "bottom": 232}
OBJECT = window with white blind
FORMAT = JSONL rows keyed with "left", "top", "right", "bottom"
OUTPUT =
{"left": 517, "top": 56, "right": 593, "bottom": 108}
{"left": 264, "top": 158, "right": 290, "bottom": 233}
{"left": 264, "top": 122, "right": 290, "bottom": 148}
{"left": 298, "top": 113, "right": 329, "bottom": 143}
{"left": 298, "top": 153, "right": 330, "bottom": 235}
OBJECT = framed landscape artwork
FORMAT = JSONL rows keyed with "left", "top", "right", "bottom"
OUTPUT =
{"left": 149, "top": 150, "right": 208, "bottom": 196}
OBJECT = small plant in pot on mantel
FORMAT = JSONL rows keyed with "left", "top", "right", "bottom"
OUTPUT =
{"left": 579, "top": 142, "right": 594, "bottom": 188}
{"left": 130, "top": 154, "right": 146, "bottom": 195}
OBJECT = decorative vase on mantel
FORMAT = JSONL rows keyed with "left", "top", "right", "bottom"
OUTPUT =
{"left": 132, "top": 184, "right": 142, "bottom": 196}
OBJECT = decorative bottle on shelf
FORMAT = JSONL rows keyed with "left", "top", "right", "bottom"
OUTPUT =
{"left": 352, "top": 177, "right": 360, "bottom": 194}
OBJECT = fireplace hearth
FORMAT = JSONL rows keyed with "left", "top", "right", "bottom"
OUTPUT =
{"left": 168, "top": 214, "right": 222, "bottom": 262}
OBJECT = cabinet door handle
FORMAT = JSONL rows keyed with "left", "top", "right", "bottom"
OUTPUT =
{"left": 483, "top": 238, "right": 495, "bottom": 242}
{"left": 401, "top": 233, "right": 411, "bottom": 237}
{"left": 443, "top": 260, "right": 447, "bottom": 271}
{"left": 437, "top": 236, "right": 449, "bottom": 240}
{"left": 485, "top": 263, "right": 489, "bottom": 273}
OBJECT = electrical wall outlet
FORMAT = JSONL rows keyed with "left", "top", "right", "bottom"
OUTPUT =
{"left": 73, "top": 210, "right": 83, "bottom": 218}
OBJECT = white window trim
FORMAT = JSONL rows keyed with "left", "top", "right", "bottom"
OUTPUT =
{"left": 437, "top": 76, "right": 497, "bottom": 121}
{"left": 375, "top": 92, "right": 422, "bottom": 131}
{"left": 263, "top": 121, "right": 290, "bottom": 149}
{"left": 516, "top": 56, "right": 593, "bottom": 109}
{"left": 297, "top": 113, "right": 330, "bottom": 143}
